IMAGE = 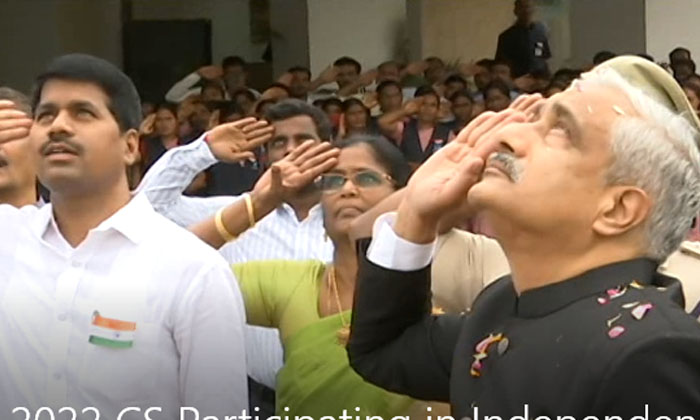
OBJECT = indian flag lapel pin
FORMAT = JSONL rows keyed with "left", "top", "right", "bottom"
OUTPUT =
{"left": 89, "top": 311, "right": 137, "bottom": 349}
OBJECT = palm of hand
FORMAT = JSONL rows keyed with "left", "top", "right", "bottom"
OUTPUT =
{"left": 406, "top": 142, "right": 475, "bottom": 217}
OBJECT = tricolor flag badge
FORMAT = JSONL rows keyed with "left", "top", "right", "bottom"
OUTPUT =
{"left": 88, "top": 311, "right": 137, "bottom": 349}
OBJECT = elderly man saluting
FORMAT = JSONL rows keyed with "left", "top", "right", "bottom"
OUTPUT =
{"left": 348, "top": 56, "right": 700, "bottom": 418}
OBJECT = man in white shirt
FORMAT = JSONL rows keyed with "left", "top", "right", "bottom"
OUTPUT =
{"left": 0, "top": 53, "right": 247, "bottom": 419}
{"left": 137, "top": 99, "right": 335, "bottom": 410}
{"left": 165, "top": 56, "right": 260, "bottom": 103}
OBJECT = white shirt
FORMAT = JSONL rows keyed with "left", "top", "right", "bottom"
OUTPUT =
{"left": 137, "top": 137, "right": 333, "bottom": 389}
{"left": 0, "top": 194, "right": 248, "bottom": 419}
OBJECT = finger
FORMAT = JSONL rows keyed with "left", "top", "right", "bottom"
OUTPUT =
{"left": 293, "top": 142, "right": 334, "bottom": 166}
{"left": 298, "top": 148, "right": 341, "bottom": 172}
{"left": 0, "top": 100, "right": 23, "bottom": 110}
{"left": 0, "top": 109, "right": 31, "bottom": 120}
{"left": 245, "top": 126, "right": 275, "bottom": 141}
{"left": 0, "top": 118, "right": 32, "bottom": 131}
{"left": 270, "top": 164, "right": 283, "bottom": 188}
{"left": 228, "top": 151, "right": 256, "bottom": 162}
{"left": 285, "top": 140, "right": 317, "bottom": 162}
{"left": 508, "top": 94, "right": 533, "bottom": 110}
{"left": 0, "top": 127, "right": 31, "bottom": 144}
{"left": 245, "top": 132, "right": 274, "bottom": 150}
{"left": 299, "top": 157, "right": 339, "bottom": 181}
{"left": 511, "top": 93, "right": 543, "bottom": 113}
{"left": 229, "top": 117, "right": 258, "bottom": 129}
{"left": 467, "top": 109, "right": 520, "bottom": 147}
{"left": 241, "top": 120, "right": 269, "bottom": 133}
{"left": 452, "top": 111, "right": 497, "bottom": 145}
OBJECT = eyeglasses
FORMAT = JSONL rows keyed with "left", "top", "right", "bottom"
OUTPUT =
{"left": 318, "top": 170, "right": 394, "bottom": 192}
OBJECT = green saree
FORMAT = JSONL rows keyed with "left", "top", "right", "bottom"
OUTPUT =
{"left": 233, "top": 260, "right": 420, "bottom": 418}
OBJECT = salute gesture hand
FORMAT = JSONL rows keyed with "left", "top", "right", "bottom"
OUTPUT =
{"left": 0, "top": 100, "right": 32, "bottom": 145}
{"left": 394, "top": 95, "right": 544, "bottom": 243}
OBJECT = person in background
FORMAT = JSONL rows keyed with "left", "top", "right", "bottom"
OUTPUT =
{"left": 375, "top": 80, "right": 404, "bottom": 116}
{"left": 593, "top": 50, "right": 617, "bottom": 66}
{"left": 337, "top": 98, "right": 373, "bottom": 140}
{"left": 673, "top": 59, "right": 696, "bottom": 83}
{"left": 496, "top": 0, "right": 551, "bottom": 78}
{"left": 0, "top": 87, "right": 38, "bottom": 207}
{"left": 322, "top": 97, "right": 344, "bottom": 138}
{"left": 140, "top": 102, "right": 181, "bottom": 172}
{"left": 232, "top": 88, "right": 257, "bottom": 117}
{"left": 424, "top": 56, "right": 447, "bottom": 86}
{"left": 284, "top": 66, "right": 312, "bottom": 101}
{"left": 543, "top": 81, "right": 568, "bottom": 97}
{"left": 683, "top": 82, "right": 700, "bottom": 116}
{"left": 669, "top": 47, "right": 692, "bottom": 72}
{"left": 255, "top": 99, "right": 277, "bottom": 118}
{"left": 377, "top": 60, "right": 402, "bottom": 83}
{"left": 378, "top": 86, "right": 453, "bottom": 166}
{"left": 141, "top": 100, "right": 155, "bottom": 118}
{"left": 444, "top": 75, "right": 468, "bottom": 100}
{"left": 449, "top": 90, "right": 475, "bottom": 134}
{"left": 308, "top": 56, "right": 363, "bottom": 101}
{"left": 484, "top": 79, "right": 513, "bottom": 112}
{"left": 201, "top": 80, "right": 226, "bottom": 102}
{"left": 165, "top": 55, "right": 259, "bottom": 103}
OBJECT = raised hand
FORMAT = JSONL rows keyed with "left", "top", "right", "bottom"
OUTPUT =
{"left": 358, "top": 69, "right": 379, "bottom": 87}
{"left": 139, "top": 113, "right": 156, "bottom": 136}
{"left": 197, "top": 65, "right": 224, "bottom": 80}
{"left": 403, "top": 60, "right": 430, "bottom": 77}
{"left": 277, "top": 72, "right": 294, "bottom": 87}
{"left": 253, "top": 140, "right": 340, "bottom": 204}
{"left": 395, "top": 108, "right": 529, "bottom": 243}
{"left": 0, "top": 100, "right": 33, "bottom": 145}
{"left": 402, "top": 98, "right": 423, "bottom": 116}
{"left": 318, "top": 65, "right": 340, "bottom": 85}
{"left": 206, "top": 117, "right": 275, "bottom": 163}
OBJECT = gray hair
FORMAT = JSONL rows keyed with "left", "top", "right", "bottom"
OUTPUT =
{"left": 577, "top": 69, "right": 700, "bottom": 261}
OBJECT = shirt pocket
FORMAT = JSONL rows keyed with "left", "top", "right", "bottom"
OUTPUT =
{"left": 78, "top": 321, "right": 163, "bottom": 403}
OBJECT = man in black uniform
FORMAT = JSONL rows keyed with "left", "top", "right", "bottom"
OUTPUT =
{"left": 348, "top": 56, "right": 700, "bottom": 418}
{"left": 496, "top": 0, "right": 551, "bottom": 78}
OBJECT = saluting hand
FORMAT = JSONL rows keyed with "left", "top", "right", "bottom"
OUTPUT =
{"left": 205, "top": 117, "right": 275, "bottom": 163}
{"left": 253, "top": 140, "right": 340, "bottom": 205}
{"left": 0, "top": 100, "right": 32, "bottom": 145}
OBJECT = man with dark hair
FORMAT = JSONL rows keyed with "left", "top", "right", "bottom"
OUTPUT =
{"left": 333, "top": 56, "right": 362, "bottom": 89}
{"left": 166, "top": 55, "right": 259, "bottom": 103}
{"left": 376, "top": 80, "right": 404, "bottom": 115}
{"left": 424, "top": 56, "right": 447, "bottom": 85}
{"left": 0, "top": 53, "right": 249, "bottom": 417}
{"left": 673, "top": 58, "right": 696, "bottom": 83}
{"left": 308, "top": 56, "right": 365, "bottom": 101}
{"left": 287, "top": 66, "right": 312, "bottom": 100}
{"left": 0, "top": 87, "right": 38, "bottom": 207}
{"left": 378, "top": 86, "right": 453, "bottom": 165}
{"left": 444, "top": 75, "right": 468, "bottom": 99}
{"left": 593, "top": 50, "right": 617, "bottom": 65}
{"left": 669, "top": 47, "right": 692, "bottom": 66}
{"left": 496, "top": 0, "right": 551, "bottom": 77}
{"left": 137, "top": 98, "right": 340, "bottom": 417}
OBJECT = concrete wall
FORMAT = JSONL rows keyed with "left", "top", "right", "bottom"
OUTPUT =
{"left": 646, "top": 0, "right": 700, "bottom": 63}
{"left": 306, "top": 0, "right": 406, "bottom": 75}
{"left": 270, "top": 0, "right": 310, "bottom": 77}
{"left": 569, "top": 0, "right": 646, "bottom": 68}
{"left": 0, "top": 0, "right": 122, "bottom": 92}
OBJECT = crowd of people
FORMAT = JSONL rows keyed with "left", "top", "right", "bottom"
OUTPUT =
{"left": 3, "top": 1, "right": 700, "bottom": 419}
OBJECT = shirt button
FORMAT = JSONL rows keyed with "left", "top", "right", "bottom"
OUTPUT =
{"left": 57, "top": 314, "right": 67, "bottom": 322}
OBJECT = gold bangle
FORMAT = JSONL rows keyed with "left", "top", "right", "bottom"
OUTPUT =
{"left": 215, "top": 207, "right": 236, "bottom": 243}
{"left": 244, "top": 193, "right": 256, "bottom": 228}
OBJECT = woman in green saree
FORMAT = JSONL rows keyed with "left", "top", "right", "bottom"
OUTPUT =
{"left": 193, "top": 134, "right": 442, "bottom": 418}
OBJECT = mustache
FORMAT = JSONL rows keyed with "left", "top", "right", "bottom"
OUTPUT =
{"left": 40, "top": 133, "right": 84, "bottom": 156}
{"left": 487, "top": 152, "right": 524, "bottom": 182}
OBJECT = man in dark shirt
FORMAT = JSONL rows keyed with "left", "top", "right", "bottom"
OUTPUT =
{"left": 495, "top": 0, "right": 551, "bottom": 78}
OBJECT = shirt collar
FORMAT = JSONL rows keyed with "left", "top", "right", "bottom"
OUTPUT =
{"left": 30, "top": 193, "right": 153, "bottom": 245}
{"left": 515, "top": 258, "right": 668, "bottom": 318}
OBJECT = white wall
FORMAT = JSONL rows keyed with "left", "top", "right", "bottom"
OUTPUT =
{"left": 307, "top": 0, "right": 406, "bottom": 75}
{"left": 646, "top": 0, "right": 700, "bottom": 63}
{"left": 0, "top": 0, "right": 122, "bottom": 92}
{"left": 131, "top": 0, "right": 267, "bottom": 65}
{"left": 569, "top": 0, "right": 646, "bottom": 68}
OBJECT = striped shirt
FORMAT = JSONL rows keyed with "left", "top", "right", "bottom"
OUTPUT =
{"left": 136, "top": 135, "right": 334, "bottom": 388}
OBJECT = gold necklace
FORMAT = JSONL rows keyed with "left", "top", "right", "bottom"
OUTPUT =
{"left": 328, "top": 265, "right": 350, "bottom": 344}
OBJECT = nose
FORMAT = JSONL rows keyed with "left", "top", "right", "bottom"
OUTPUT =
{"left": 47, "top": 110, "right": 74, "bottom": 137}
{"left": 338, "top": 175, "right": 359, "bottom": 197}
{"left": 491, "top": 117, "right": 534, "bottom": 157}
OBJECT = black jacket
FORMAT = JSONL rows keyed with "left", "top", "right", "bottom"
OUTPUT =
{"left": 348, "top": 239, "right": 700, "bottom": 418}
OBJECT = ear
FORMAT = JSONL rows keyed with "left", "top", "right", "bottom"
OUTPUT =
{"left": 592, "top": 186, "right": 651, "bottom": 237}
{"left": 122, "top": 128, "right": 140, "bottom": 166}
